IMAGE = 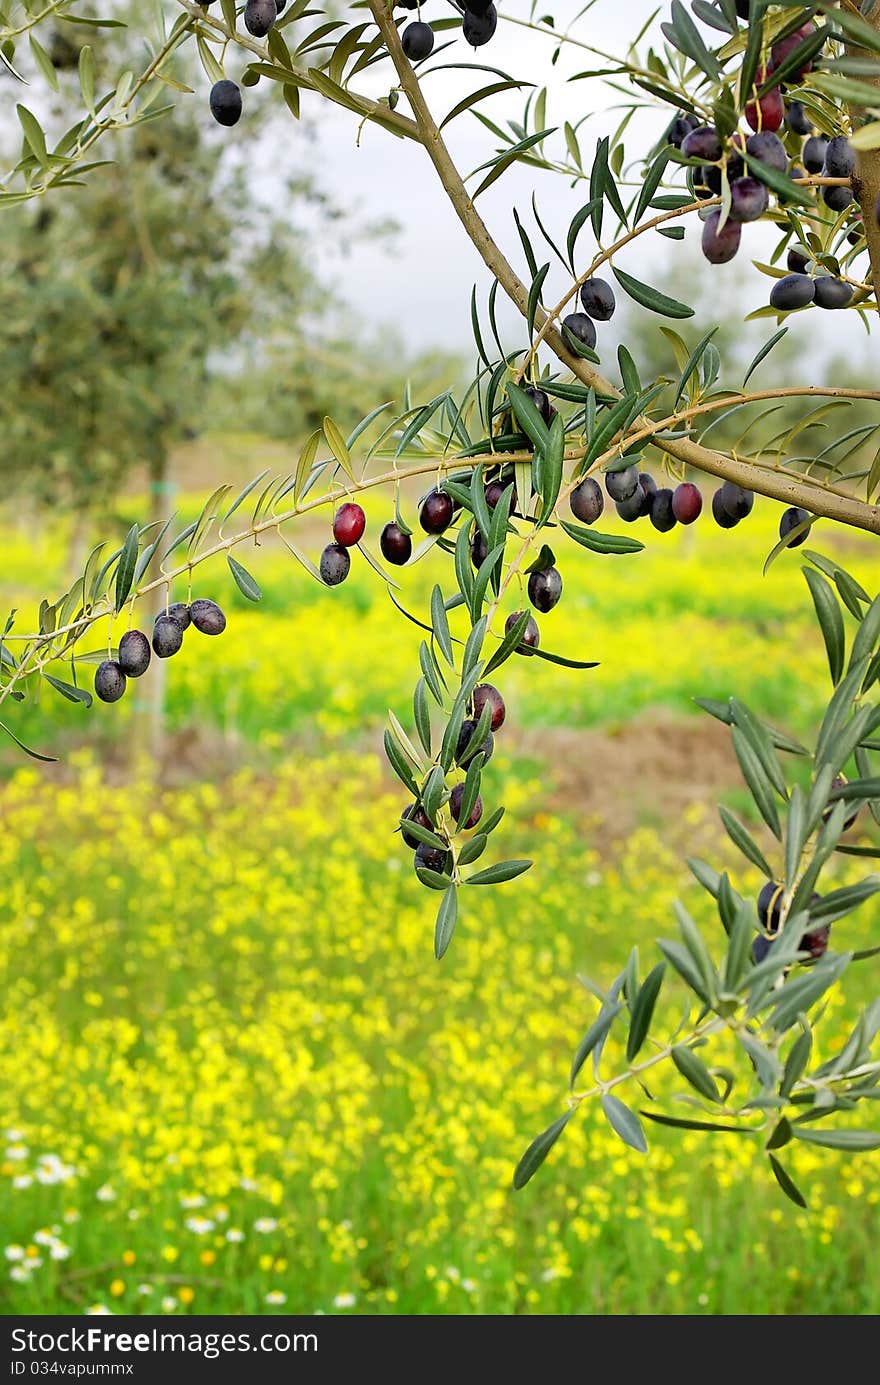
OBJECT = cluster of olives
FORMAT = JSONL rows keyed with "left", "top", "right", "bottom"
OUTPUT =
{"left": 401, "top": 680, "right": 505, "bottom": 878}
{"left": 770, "top": 238, "right": 854, "bottom": 314}
{"left": 399, "top": 0, "right": 497, "bottom": 61}
{"left": 319, "top": 502, "right": 367, "bottom": 586}
{"left": 753, "top": 880, "right": 829, "bottom": 963}
{"left": 561, "top": 277, "right": 616, "bottom": 355}
{"left": 206, "top": 0, "right": 290, "bottom": 125}
{"left": 668, "top": 17, "right": 860, "bottom": 312}
{"left": 753, "top": 777, "right": 859, "bottom": 962}
{"left": 319, "top": 502, "right": 418, "bottom": 584}
{"left": 94, "top": 599, "right": 227, "bottom": 705}
{"left": 570, "top": 466, "right": 759, "bottom": 536}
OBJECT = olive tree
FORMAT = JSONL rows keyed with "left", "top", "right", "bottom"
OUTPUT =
{"left": 1, "top": 0, "right": 879, "bottom": 1207}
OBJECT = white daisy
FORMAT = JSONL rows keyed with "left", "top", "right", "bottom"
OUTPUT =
{"left": 184, "top": 1217, "right": 215, "bottom": 1235}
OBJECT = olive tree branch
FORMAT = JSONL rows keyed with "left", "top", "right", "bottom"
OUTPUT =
{"left": 0, "top": 450, "right": 503, "bottom": 702}
{"left": 366, "top": 0, "right": 880, "bottom": 536}
{"left": 523, "top": 176, "right": 860, "bottom": 380}
{"left": 586, "top": 385, "right": 880, "bottom": 487}
{"left": 569, "top": 1015, "right": 730, "bottom": 1106}
{"left": 174, "top": 0, "right": 420, "bottom": 141}
{"left": 23, "top": 18, "right": 197, "bottom": 200}
{"left": 498, "top": 9, "right": 715, "bottom": 119}
{"left": 1, "top": 0, "right": 69, "bottom": 42}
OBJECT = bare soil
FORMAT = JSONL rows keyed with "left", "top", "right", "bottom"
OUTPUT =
{"left": 510, "top": 710, "right": 739, "bottom": 848}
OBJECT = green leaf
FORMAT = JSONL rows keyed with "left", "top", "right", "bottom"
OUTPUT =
{"left": 527, "top": 263, "right": 550, "bottom": 340}
{"left": 399, "top": 816, "right": 447, "bottom": 854}
{"left": 742, "top": 327, "right": 788, "bottom": 390}
{"left": 675, "top": 903, "right": 717, "bottom": 1000}
{"left": 223, "top": 470, "right": 271, "bottom": 525}
{"left": 413, "top": 678, "right": 432, "bottom": 756}
{"left": 560, "top": 521, "right": 644, "bottom": 555}
{"left": 0, "top": 721, "right": 58, "bottom": 763}
{"left": 740, "top": 149, "right": 813, "bottom": 207}
{"left": 29, "top": 34, "right": 59, "bottom": 91}
{"left": 470, "top": 543, "right": 506, "bottom": 621}
{"left": 626, "top": 963, "right": 665, "bottom": 1062}
{"left": 465, "top": 859, "right": 532, "bottom": 886}
{"left": 440, "top": 79, "right": 525, "bottom": 131}
{"left": 633, "top": 149, "right": 670, "bottom": 226}
{"left": 415, "top": 866, "right": 453, "bottom": 892}
{"left": 781, "top": 1026, "right": 812, "bottom": 1099}
{"left": 784, "top": 784, "right": 807, "bottom": 890}
{"left": 601, "top": 1094, "right": 648, "bottom": 1154}
{"left": 197, "top": 34, "right": 225, "bottom": 84}
{"left": 808, "top": 878, "right": 880, "bottom": 924}
{"left": 674, "top": 327, "right": 719, "bottom": 407}
{"left": 434, "top": 886, "right": 459, "bottom": 961}
{"left": 430, "top": 585, "right": 454, "bottom": 666}
{"left": 458, "top": 833, "right": 487, "bottom": 866}
{"left": 384, "top": 729, "right": 418, "bottom": 794}
{"left": 461, "top": 616, "right": 487, "bottom": 677}
{"left": 768, "top": 1154, "right": 807, "bottom": 1209}
{"left": 612, "top": 265, "right": 694, "bottom": 319}
{"left": 114, "top": 523, "right": 139, "bottom": 613}
{"left": 454, "top": 523, "right": 475, "bottom": 606}
{"left": 507, "top": 381, "right": 551, "bottom": 452}
{"left": 455, "top": 755, "right": 485, "bottom": 837}
{"left": 723, "top": 902, "right": 754, "bottom": 991}
{"left": 662, "top": 0, "right": 722, "bottom": 80}
{"left": 804, "top": 568, "right": 845, "bottom": 686}
{"left": 537, "top": 412, "right": 565, "bottom": 526}
{"left": 570, "top": 1002, "right": 624, "bottom": 1087}
{"left": 657, "top": 940, "right": 712, "bottom": 1007}
{"left": 44, "top": 674, "right": 92, "bottom": 708}
{"left": 850, "top": 593, "right": 880, "bottom": 670}
{"left": 718, "top": 805, "right": 773, "bottom": 877}
{"left": 472, "top": 128, "right": 557, "bottom": 199}
{"left": 512, "top": 1111, "right": 572, "bottom": 1189}
{"left": 768, "top": 954, "right": 850, "bottom": 1033}
{"left": 17, "top": 104, "right": 48, "bottom": 165}
{"left": 227, "top": 555, "right": 262, "bottom": 603}
{"left": 729, "top": 698, "right": 788, "bottom": 799}
{"left": 766, "top": 1117, "right": 793, "bottom": 1152}
{"left": 695, "top": 697, "right": 808, "bottom": 755}
{"left": 322, "top": 416, "right": 355, "bottom": 482}
{"left": 671, "top": 1044, "right": 720, "bottom": 1103}
{"left": 566, "top": 198, "right": 602, "bottom": 271}
{"left": 732, "top": 727, "right": 781, "bottom": 839}
{"left": 482, "top": 610, "right": 531, "bottom": 676}
{"left": 792, "top": 1127, "right": 880, "bottom": 1152}
{"left": 641, "top": 1111, "right": 751, "bottom": 1135}
{"left": 828, "top": 3, "right": 880, "bottom": 54}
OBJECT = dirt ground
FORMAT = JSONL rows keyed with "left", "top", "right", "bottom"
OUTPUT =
{"left": 512, "top": 710, "right": 740, "bottom": 847}
{"left": 57, "top": 709, "right": 741, "bottom": 858}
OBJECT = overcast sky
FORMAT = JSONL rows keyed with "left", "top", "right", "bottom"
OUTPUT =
{"left": 246, "top": 0, "right": 872, "bottom": 373}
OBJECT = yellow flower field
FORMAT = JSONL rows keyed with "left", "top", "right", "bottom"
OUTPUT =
{"left": 0, "top": 492, "right": 877, "bottom": 1315}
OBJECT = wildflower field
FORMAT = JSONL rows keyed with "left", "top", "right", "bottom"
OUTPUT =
{"left": 0, "top": 476, "right": 878, "bottom": 1316}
